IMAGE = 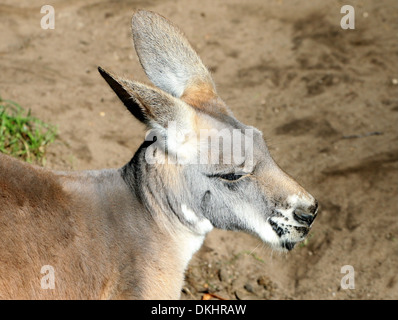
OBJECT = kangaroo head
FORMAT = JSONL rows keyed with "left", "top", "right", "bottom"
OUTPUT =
{"left": 99, "top": 10, "right": 318, "bottom": 251}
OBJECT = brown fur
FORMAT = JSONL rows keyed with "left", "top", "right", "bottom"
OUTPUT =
{"left": 0, "top": 153, "right": 189, "bottom": 299}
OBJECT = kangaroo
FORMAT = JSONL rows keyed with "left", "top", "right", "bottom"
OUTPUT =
{"left": 0, "top": 10, "right": 318, "bottom": 299}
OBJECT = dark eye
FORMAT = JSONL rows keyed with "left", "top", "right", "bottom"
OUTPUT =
{"left": 218, "top": 173, "right": 243, "bottom": 181}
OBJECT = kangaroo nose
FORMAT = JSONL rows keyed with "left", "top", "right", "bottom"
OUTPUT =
{"left": 293, "top": 200, "right": 318, "bottom": 226}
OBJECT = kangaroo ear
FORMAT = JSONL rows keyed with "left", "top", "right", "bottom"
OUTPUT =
{"left": 98, "top": 66, "right": 194, "bottom": 130}
{"left": 132, "top": 10, "right": 229, "bottom": 114}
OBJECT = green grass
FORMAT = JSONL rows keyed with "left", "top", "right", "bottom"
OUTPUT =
{"left": 0, "top": 96, "right": 57, "bottom": 165}
{"left": 298, "top": 232, "right": 315, "bottom": 248}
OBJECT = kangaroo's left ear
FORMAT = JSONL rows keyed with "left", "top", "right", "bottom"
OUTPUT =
{"left": 98, "top": 66, "right": 195, "bottom": 132}
{"left": 131, "top": 10, "right": 231, "bottom": 115}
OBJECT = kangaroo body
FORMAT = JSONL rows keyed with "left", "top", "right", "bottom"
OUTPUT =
{"left": 0, "top": 151, "right": 200, "bottom": 299}
{"left": 0, "top": 10, "right": 318, "bottom": 299}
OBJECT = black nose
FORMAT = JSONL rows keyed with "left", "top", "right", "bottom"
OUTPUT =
{"left": 293, "top": 201, "right": 318, "bottom": 226}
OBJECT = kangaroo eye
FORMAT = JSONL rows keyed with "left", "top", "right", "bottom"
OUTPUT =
{"left": 218, "top": 173, "right": 244, "bottom": 181}
{"left": 206, "top": 171, "right": 249, "bottom": 181}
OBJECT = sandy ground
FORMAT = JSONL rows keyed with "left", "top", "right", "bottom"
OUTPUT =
{"left": 1, "top": 0, "right": 397, "bottom": 300}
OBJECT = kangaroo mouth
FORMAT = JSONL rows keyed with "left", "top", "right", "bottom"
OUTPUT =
{"left": 267, "top": 217, "right": 310, "bottom": 252}
{"left": 281, "top": 241, "right": 296, "bottom": 251}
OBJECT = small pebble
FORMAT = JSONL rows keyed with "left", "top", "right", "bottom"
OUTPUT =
{"left": 244, "top": 283, "right": 254, "bottom": 293}
{"left": 234, "top": 290, "right": 261, "bottom": 300}
{"left": 218, "top": 269, "right": 229, "bottom": 282}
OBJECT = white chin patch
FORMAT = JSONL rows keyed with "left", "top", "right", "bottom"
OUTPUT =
{"left": 257, "top": 220, "right": 284, "bottom": 248}
{"left": 236, "top": 203, "right": 305, "bottom": 251}
{"left": 236, "top": 203, "right": 282, "bottom": 248}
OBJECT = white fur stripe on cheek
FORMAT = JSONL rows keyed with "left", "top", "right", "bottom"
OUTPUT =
{"left": 181, "top": 204, "right": 213, "bottom": 234}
